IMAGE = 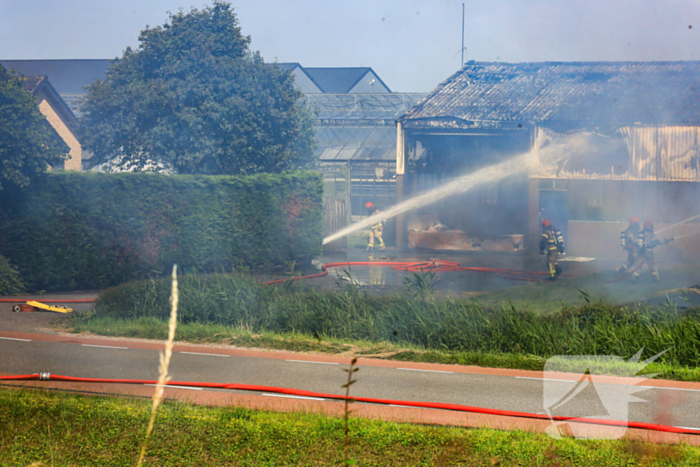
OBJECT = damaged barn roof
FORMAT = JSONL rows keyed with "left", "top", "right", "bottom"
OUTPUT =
{"left": 309, "top": 93, "right": 426, "bottom": 162}
{"left": 400, "top": 61, "right": 700, "bottom": 129}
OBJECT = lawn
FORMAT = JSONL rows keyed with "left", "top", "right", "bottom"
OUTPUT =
{"left": 1, "top": 387, "right": 698, "bottom": 466}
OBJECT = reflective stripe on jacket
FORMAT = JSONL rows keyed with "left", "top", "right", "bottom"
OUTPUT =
{"left": 622, "top": 225, "right": 643, "bottom": 250}
{"left": 540, "top": 227, "right": 559, "bottom": 252}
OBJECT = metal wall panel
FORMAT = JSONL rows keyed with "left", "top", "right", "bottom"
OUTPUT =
{"left": 533, "top": 126, "right": 700, "bottom": 182}
{"left": 322, "top": 198, "right": 348, "bottom": 252}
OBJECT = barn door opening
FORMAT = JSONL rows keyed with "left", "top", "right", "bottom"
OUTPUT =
{"left": 539, "top": 189, "right": 568, "bottom": 246}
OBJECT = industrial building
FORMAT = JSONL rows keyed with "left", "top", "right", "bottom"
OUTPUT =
{"left": 396, "top": 61, "right": 700, "bottom": 258}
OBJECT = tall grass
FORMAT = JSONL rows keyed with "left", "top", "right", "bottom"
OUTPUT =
{"left": 136, "top": 265, "right": 178, "bottom": 466}
{"left": 94, "top": 272, "right": 700, "bottom": 368}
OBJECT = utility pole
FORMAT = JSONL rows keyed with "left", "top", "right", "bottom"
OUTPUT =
{"left": 461, "top": 3, "right": 465, "bottom": 67}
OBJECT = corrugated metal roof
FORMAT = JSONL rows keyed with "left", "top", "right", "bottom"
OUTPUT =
{"left": 401, "top": 61, "right": 700, "bottom": 128}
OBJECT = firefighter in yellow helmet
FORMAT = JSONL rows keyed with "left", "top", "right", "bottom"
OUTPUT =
{"left": 539, "top": 219, "right": 564, "bottom": 281}
{"left": 365, "top": 202, "right": 385, "bottom": 251}
{"left": 619, "top": 216, "right": 643, "bottom": 277}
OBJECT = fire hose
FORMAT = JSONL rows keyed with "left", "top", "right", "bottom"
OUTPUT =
{"left": 0, "top": 258, "right": 652, "bottom": 309}
{"left": 604, "top": 260, "right": 647, "bottom": 284}
{"left": 265, "top": 260, "right": 561, "bottom": 285}
{"left": 1, "top": 372, "right": 698, "bottom": 436}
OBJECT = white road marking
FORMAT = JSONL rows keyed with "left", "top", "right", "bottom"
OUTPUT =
{"left": 639, "top": 386, "right": 700, "bottom": 393}
{"left": 389, "top": 404, "right": 430, "bottom": 410}
{"left": 675, "top": 426, "right": 700, "bottom": 431}
{"left": 515, "top": 376, "right": 575, "bottom": 383}
{"left": 81, "top": 344, "right": 128, "bottom": 349}
{"left": 285, "top": 359, "right": 339, "bottom": 365}
{"left": 262, "top": 393, "right": 325, "bottom": 401}
{"left": 180, "top": 351, "right": 230, "bottom": 357}
{"left": 514, "top": 376, "right": 700, "bottom": 392}
{"left": 0, "top": 337, "right": 31, "bottom": 342}
{"left": 144, "top": 384, "right": 203, "bottom": 391}
{"left": 397, "top": 368, "right": 453, "bottom": 374}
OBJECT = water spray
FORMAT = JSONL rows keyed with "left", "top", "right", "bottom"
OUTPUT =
{"left": 656, "top": 213, "right": 700, "bottom": 235}
{"left": 323, "top": 152, "right": 536, "bottom": 245}
{"left": 323, "top": 135, "right": 591, "bottom": 245}
{"left": 672, "top": 231, "right": 700, "bottom": 241}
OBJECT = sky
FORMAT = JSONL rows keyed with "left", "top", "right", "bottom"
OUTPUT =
{"left": 1, "top": 0, "right": 700, "bottom": 92}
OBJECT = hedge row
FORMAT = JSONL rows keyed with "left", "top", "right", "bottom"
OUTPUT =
{"left": 0, "top": 254, "right": 25, "bottom": 295}
{"left": 0, "top": 171, "right": 322, "bottom": 292}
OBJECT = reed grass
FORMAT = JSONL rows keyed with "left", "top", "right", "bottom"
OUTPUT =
{"left": 342, "top": 357, "right": 359, "bottom": 465}
{"left": 90, "top": 271, "right": 700, "bottom": 370}
{"left": 136, "top": 264, "right": 178, "bottom": 466}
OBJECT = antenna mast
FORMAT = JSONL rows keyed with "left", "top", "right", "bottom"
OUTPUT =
{"left": 461, "top": 3, "right": 465, "bottom": 67}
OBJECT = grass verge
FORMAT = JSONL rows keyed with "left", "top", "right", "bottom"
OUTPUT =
{"left": 56, "top": 315, "right": 700, "bottom": 382}
{"left": 2, "top": 387, "right": 699, "bottom": 466}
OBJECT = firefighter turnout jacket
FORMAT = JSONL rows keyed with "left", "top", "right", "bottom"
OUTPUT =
{"left": 621, "top": 224, "right": 643, "bottom": 251}
{"left": 640, "top": 228, "right": 661, "bottom": 251}
{"left": 540, "top": 226, "right": 565, "bottom": 254}
{"left": 371, "top": 210, "right": 384, "bottom": 231}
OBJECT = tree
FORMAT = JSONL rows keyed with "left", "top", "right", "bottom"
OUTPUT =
{"left": 79, "top": 1, "right": 315, "bottom": 175}
{"left": 0, "top": 67, "right": 66, "bottom": 189}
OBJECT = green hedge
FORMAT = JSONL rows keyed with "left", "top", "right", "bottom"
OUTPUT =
{"left": 0, "top": 171, "right": 322, "bottom": 292}
{"left": 0, "top": 254, "right": 25, "bottom": 296}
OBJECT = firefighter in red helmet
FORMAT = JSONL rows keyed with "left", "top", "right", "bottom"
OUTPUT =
{"left": 365, "top": 202, "right": 385, "bottom": 252}
{"left": 636, "top": 220, "right": 661, "bottom": 282}
{"left": 619, "top": 216, "right": 643, "bottom": 277}
{"left": 539, "top": 219, "right": 564, "bottom": 281}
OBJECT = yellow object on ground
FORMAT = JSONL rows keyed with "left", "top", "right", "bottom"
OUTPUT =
{"left": 25, "top": 301, "right": 73, "bottom": 313}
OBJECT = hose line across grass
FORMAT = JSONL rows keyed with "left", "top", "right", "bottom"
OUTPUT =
{"left": 2, "top": 372, "right": 699, "bottom": 437}
{"left": 264, "top": 260, "right": 569, "bottom": 285}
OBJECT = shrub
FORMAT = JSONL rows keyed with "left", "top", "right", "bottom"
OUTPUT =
{"left": 0, "top": 254, "right": 24, "bottom": 295}
{"left": 0, "top": 171, "right": 322, "bottom": 292}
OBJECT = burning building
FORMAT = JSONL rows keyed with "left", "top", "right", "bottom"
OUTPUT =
{"left": 396, "top": 61, "right": 700, "bottom": 258}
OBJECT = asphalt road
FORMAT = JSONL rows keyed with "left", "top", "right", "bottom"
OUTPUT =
{"left": 1, "top": 298, "right": 699, "bottom": 431}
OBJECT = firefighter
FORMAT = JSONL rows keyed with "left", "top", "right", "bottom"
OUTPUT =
{"left": 636, "top": 220, "right": 661, "bottom": 283}
{"left": 619, "top": 216, "right": 643, "bottom": 276}
{"left": 539, "top": 219, "right": 564, "bottom": 281}
{"left": 365, "top": 202, "right": 385, "bottom": 252}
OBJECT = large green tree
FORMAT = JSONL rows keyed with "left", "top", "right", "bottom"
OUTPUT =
{"left": 79, "top": 2, "right": 315, "bottom": 175}
{"left": 0, "top": 67, "right": 66, "bottom": 189}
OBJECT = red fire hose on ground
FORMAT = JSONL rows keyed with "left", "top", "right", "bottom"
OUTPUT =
{"left": 265, "top": 260, "right": 565, "bottom": 285}
{"left": 0, "top": 259, "right": 632, "bottom": 307}
{"left": 0, "top": 264, "right": 687, "bottom": 436}
{"left": 1, "top": 372, "right": 698, "bottom": 436}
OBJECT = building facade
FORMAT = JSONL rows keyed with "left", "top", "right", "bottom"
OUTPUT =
{"left": 397, "top": 61, "right": 700, "bottom": 258}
